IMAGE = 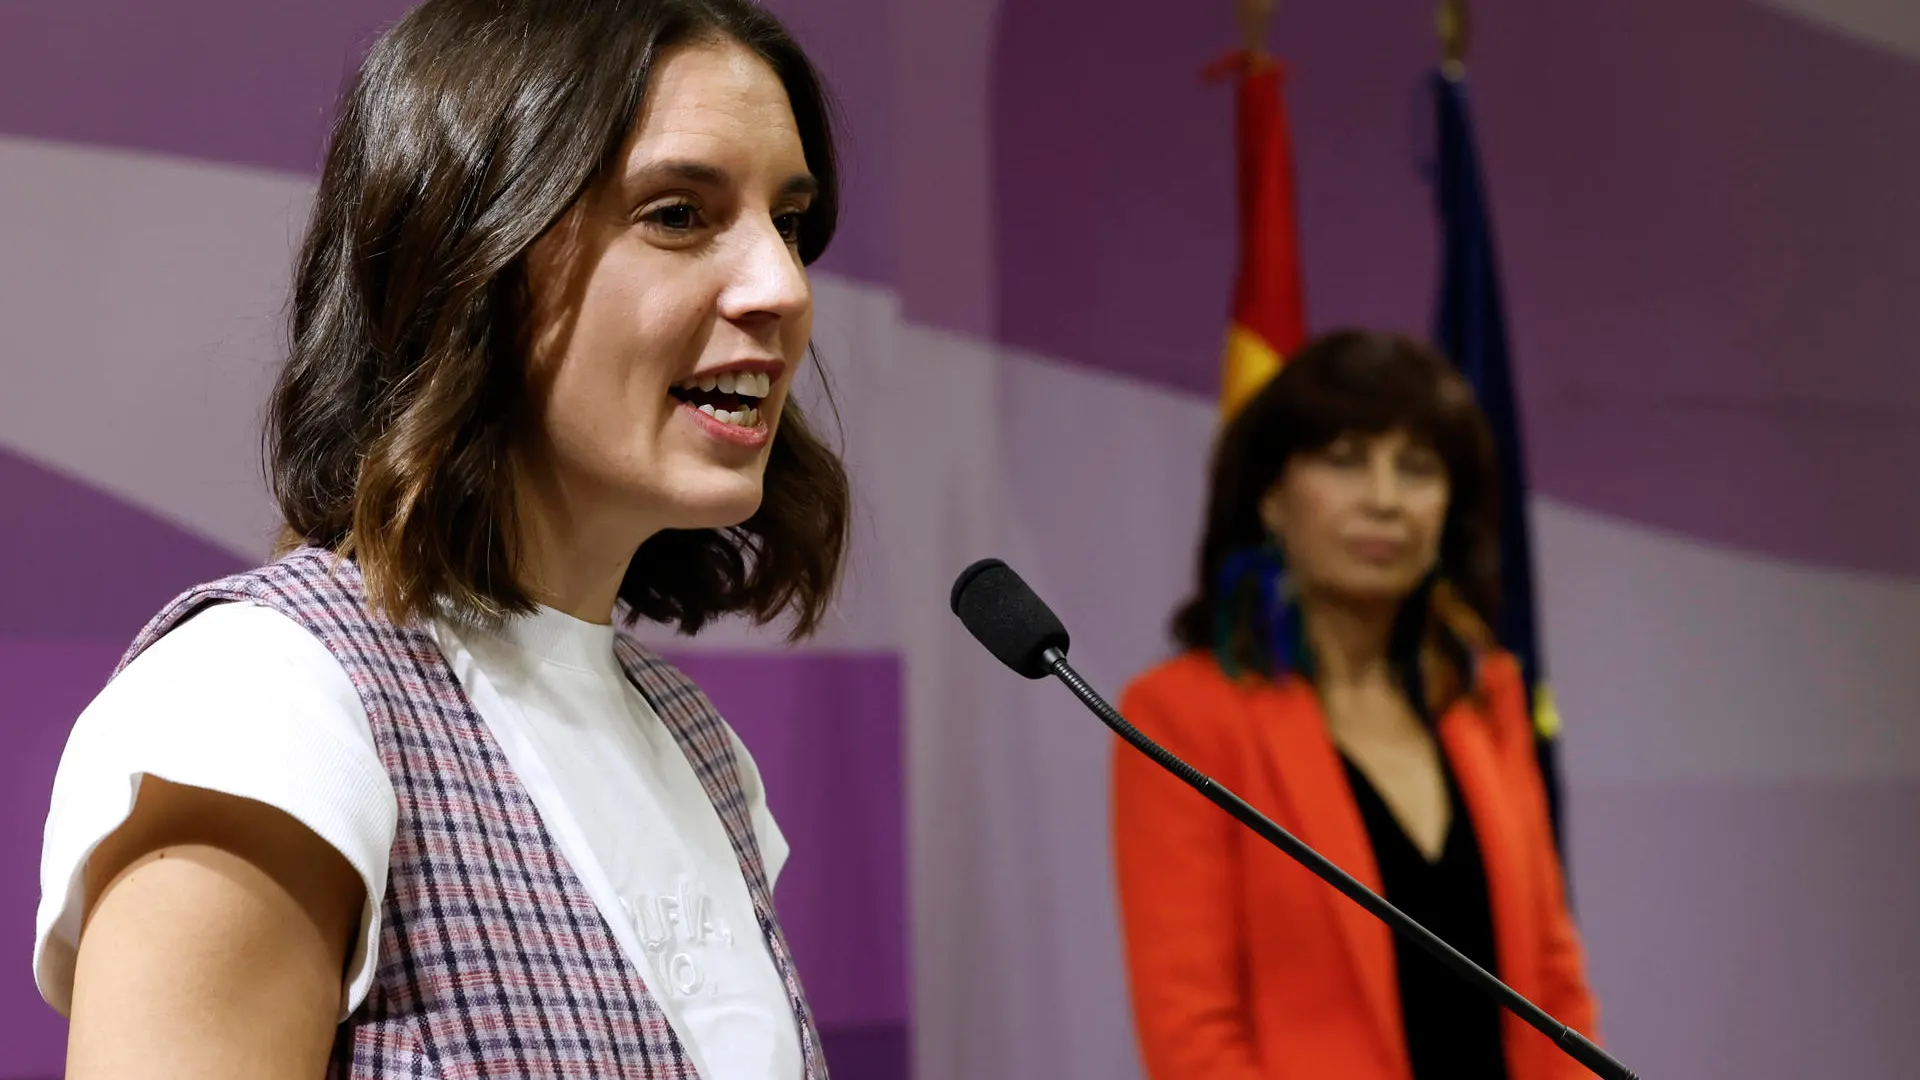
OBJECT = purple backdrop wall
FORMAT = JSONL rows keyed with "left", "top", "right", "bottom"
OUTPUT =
{"left": 989, "top": 1, "right": 1920, "bottom": 1076}
{"left": 994, "top": 0, "right": 1920, "bottom": 577}
{"left": 6, "top": 1, "right": 1920, "bottom": 1078}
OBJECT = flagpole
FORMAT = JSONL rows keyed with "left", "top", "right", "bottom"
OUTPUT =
{"left": 1429, "top": 0, "right": 1576, "bottom": 882}
{"left": 1236, "top": 0, "right": 1273, "bottom": 61}
{"left": 1436, "top": 0, "right": 1469, "bottom": 79}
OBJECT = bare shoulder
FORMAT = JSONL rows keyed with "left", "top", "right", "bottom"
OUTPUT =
{"left": 68, "top": 777, "right": 363, "bottom": 1079}
{"left": 81, "top": 776, "right": 363, "bottom": 927}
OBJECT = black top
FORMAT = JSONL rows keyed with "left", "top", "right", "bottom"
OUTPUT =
{"left": 1341, "top": 754, "right": 1510, "bottom": 1080}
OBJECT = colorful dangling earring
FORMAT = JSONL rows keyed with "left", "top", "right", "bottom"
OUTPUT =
{"left": 1212, "top": 544, "right": 1271, "bottom": 679}
{"left": 1263, "top": 536, "right": 1312, "bottom": 680}
{"left": 1213, "top": 534, "right": 1310, "bottom": 681}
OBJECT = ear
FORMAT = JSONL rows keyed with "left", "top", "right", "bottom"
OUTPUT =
{"left": 1257, "top": 482, "right": 1287, "bottom": 540}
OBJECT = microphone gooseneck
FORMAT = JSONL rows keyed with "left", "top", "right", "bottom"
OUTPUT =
{"left": 954, "top": 561, "right": 1638, "bottom": 1080}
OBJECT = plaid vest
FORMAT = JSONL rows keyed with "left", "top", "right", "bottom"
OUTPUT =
{"left": 118, "top": 548, "right": 828, "bottom": 1079}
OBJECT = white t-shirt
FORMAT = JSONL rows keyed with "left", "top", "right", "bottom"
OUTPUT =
{"left": 35, "top": 600, "right": 804, "bottom": 1080}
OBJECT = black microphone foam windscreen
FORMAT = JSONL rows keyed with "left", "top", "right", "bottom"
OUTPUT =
{"left": 949, "top": 558, "right": 1071, "bottom": 679}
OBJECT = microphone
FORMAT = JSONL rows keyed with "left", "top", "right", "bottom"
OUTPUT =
{"left": 949, "top": 557, "right": 1638, "bottom": 1080}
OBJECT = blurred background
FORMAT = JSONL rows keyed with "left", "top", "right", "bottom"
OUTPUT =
{"left": 3, "top": 1, "right": 1917, "bottom": 1078}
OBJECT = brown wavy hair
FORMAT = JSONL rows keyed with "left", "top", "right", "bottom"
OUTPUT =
{"left": 267, "top": 0, "right": 848, "bottom": 638}
{"left": 1172, "top": 330, "right": 1501, "bottom": 710}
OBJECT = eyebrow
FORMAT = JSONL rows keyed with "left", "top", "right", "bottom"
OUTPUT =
{"left": 630, "top": 159, "right": 819, "bottom": 199}
{"left": 781, "top": 173, "right": 822, "bottom": 200}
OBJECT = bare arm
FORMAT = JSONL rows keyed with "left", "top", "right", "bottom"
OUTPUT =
{"left": 66, "top": 776, "right": 364, "bottom": 1080}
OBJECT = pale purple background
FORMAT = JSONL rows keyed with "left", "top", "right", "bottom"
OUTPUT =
{"left": 994, "top": 0, "right": 1920, "bottom": 578}
{"left": 5, "top": 0, "right": 1920, "bottom": 1078}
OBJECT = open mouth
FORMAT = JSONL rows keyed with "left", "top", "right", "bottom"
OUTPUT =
{"left": 669, "top": 370, "right": 772, "bottom": 428}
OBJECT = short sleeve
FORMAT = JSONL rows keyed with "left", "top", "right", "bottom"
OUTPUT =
{"left": 724, "top": 726, "right": 790, "bottom": 887}
{"left": 34, "top": 601, "right": 397, "bottom": 1021}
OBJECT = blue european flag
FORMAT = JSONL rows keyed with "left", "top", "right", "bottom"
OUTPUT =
{"left": 1431, "top": 70, "right": 1567, "bottom": 859}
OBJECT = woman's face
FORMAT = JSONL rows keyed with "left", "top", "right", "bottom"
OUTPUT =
{"left": 1260, "top": 429, "right": 1450, "bottom": 605}
{"left": 520, "top": 37, "right": 816, "bottom": 540}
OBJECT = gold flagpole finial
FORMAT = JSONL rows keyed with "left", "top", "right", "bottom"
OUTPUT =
{"left": 1237, "top": 0, "right": 1276, "bottom": 59}
{"left": 1436, "top": 0, "right": 1470, "bottom": 79}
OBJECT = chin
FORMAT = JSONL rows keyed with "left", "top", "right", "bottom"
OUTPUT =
{"left": 658, "top": 472, "right": 766, "bottom": 531}
{"left": 1326, "top": 567, "right": 1429, "bottom": 605}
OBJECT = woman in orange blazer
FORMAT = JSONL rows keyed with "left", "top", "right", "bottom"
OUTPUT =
{"left": 1113, "top": 331, "right": 1600, "bottom": 1080}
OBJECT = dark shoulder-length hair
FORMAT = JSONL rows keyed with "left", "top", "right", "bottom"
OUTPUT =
{"left": 267, "top": 0, "right": 848, "bottom": 638}
{"left": 1172, "top": 330, "right": 1502, "bottom": 704}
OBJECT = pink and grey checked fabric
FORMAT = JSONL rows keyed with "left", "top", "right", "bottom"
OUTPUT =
{"left": 118, "top": 547, "right": 828, "bottom": 1079}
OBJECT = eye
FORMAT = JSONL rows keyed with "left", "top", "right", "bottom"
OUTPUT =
{"left": 641, "top": 200, "right": 703, "bottom": 234}
{"left": 1319, "top": 438, "right": 1365, "bottom": 467}
{"left": 774, "top": 209, "right": 806, "bottom": 245}
{"left": 1400, "top": 447, "right": 1446, "bottom": 477}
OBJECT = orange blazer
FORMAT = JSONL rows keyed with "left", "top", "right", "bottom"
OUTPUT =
{"left": 1112, "top": 650, "right": 1599, "bottom": 1080}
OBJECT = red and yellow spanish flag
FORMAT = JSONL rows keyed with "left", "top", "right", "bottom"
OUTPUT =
{"left": 1212, "top": 52, "right": 1307, "bottom": 420}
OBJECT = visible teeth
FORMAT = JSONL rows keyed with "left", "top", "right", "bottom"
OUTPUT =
{"left": 674, "top": 371, "right": 773, "bottom": 397}
{"left": 674, "top": 371, "right": 771, "bottom": 419}
{"left": 694, "top": 406, "right": 760, "bottom": 428}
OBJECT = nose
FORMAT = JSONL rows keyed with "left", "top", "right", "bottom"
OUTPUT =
{"left": 1362, "top": 453, "right": 1405, "bottom": 512}
{"left": 718, "top": 216, "right": 810, "bottom": 331}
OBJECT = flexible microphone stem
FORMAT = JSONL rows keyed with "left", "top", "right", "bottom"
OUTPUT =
{"left": 1042, "top": 647, "right": 1638, "bottom": 1080}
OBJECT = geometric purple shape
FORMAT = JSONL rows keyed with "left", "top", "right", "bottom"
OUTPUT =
{"left": 0, "top": 448, "right": 246, "bottom": 638}
{"left": 0, "top": 638, "right": 129, "bottom": 1079}
{"left": 1475, "top": 0, "right": 1920, "bottom": 578}
{"left": 760, "top": 0, "right": 900, "bottom": 289}
{"left": 818, "top": 1022, "right": 910, "bottom": 1080}
{"left": 1522, "top": 392, "right": 1920, "bottom": 578}
{"left": 0, "top": 0, "right": 898, "bottom": 289}
{"left": 992, "top": 0, "right": 1446, "bottom": 398}
{"left": 995, "top": 0, "right": 1240, "bottom": 398}
{"left": 663, "top": 650, "right": 910, "bottom": 1047}
{"left": 0, "top": 0, "right": 413, "bottom": 176}
{"left": 991, "top": 0, "right": 1920, "bottom": 576}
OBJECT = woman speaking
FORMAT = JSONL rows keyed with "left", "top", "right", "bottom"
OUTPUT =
{"left": 36, "top": 1, "right": 847, "bottom": 1077}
